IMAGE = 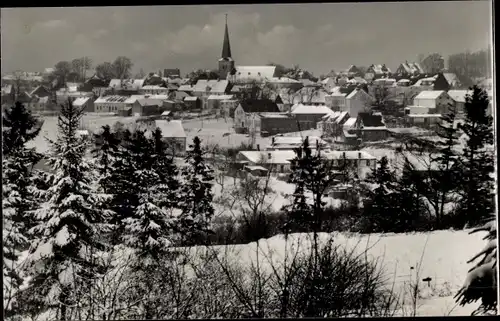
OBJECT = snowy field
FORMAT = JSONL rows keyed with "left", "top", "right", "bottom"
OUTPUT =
{"left": 182, "top": 229, "right": 484, "bottom": 316}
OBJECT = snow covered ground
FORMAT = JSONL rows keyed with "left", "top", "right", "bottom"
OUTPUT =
{"left": 183, "top": 229, "right": 484, "bottom": 316}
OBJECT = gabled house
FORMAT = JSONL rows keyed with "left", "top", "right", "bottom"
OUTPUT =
{"left": 321, "top": 77, "right": 337, "bottom": 92}
{"left": 356, "top": 111, "right": 389, "bottom": 141}
{"left": 132, "top": 98, "right": 164, "bottom": 117}
{"left": 403, "top": 105, "right": 442, "bottom": 129}
{"left": 433, "top": 72, "right": 461, "bottom": 91}
{"left": 184, "top": 96, "right": 201, "bottom": 110}
{"left": 345, "top": 65, "right": 362, "bottom": 77}
{"left": 412, "top": 90, "right": 454, "bottom": 114}
{"left": 365, "top": 64, "right": 391, "bottom": 80}
{"left": 344, "top": 88, "right": 373, "bottom": 118}
{"left": 318, "top": 111, "right": 350, "bottom": 139}
{"left": 73, "top": 97, "right": 94, "bottom": 113}
{"left": 154, "top": 120, "right": 187, "bottom": 157}
{"left": 234, "top": 99, "right": 281, "bottom": 134}
{"left": 30, "top": 85, "right": 51, "bottom": 98}
{"left": 325, "top": 92, "right": 347, "bottom": 111}
{"left": 395, "top": 62, "right": 424, "bottom": 79}
{"left": 290, "top": 104, "right": 334, "bottom": 130}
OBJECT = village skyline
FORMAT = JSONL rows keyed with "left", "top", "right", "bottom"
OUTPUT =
{"left": 1, "top": 1, "right": 493, "bottom": 76}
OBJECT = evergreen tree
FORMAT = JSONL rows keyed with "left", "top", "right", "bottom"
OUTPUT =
{"left": 151, "top": 128, "right": 179, "bottom": 210}
{"left": 362, "top": 156, "right": 397, "bottom": 233}
{"left": 456, "top": 86, "right": 494, "bottom": 227}
{"left": 392, "top": 159, "right": 429, "bottom": 232}
{"left": 178, "top": 136, "right": 215, "bottom": 243}
{"left": 121, "top": 129, "right": 178, "bottom": 261}
{"left": 2, "top": 102, "right": 42, "bottom": 156}
{"left": 24, "top": 100, "right": 109, "bottom": 320}
{"left": 455, "top": 215, "right": 497, "bottom": 315}
{"left": 91, "top": 125, "right": 121, "bottom": 194}
{"left": 427, "top": 103, "right": 461, "bottom": 228}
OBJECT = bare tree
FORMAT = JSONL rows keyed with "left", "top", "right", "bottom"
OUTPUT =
{"left": 112, "top": 57, "right": 133, "bottom": 81}
{"left": 95, "top": 62, "right": 115, "bottom": 82}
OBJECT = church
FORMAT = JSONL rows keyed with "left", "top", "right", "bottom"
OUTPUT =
{"left": 218, "top": 15, "right": 277, "bottom": 84}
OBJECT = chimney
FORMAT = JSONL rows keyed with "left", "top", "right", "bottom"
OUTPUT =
{"left": 358, "top": 152, "right": 362, "bottom": 159}
{"left": 268, "top": 152, "right": 272, "bottom": 160}
{"left": 257, "top": 144, "right": 260, "bottom": 151}
{"left": 343, "top": 151, "right": 346, "bottom": 159}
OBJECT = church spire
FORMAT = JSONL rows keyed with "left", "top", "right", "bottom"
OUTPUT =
{"left": 221, "top": 13, "right": 232, "bottom": 59}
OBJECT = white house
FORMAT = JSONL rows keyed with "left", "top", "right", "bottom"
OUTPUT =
{"left": 344, "top": 89, "right": 373, "bottom": 118}
{"left": 154, "top": 120, "right": 187, "bottom": 157}
{"left": 412, "top": 90, "right": 454, "bottom": 114}
{"left": 94, "top": 95, "right": 129, "bottom": 113}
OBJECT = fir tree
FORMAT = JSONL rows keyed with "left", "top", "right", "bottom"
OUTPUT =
{"left": 2, "top": 102, "right": 42, "bottom": 156}
{"left": 121, "top": 129, "right": 178, "bottom": 261}
{"left": 427, "top": 103, "right": 461, "bottom": 228}
{"left": 456, "top": 86, "right": 495, "bottom": 227}
{"left": 362, "top": 156, "right": 397, "bottom": 233}
{"left": 25, "top": 100, "right": 110, "bottom": 320}
{"left": 91, "top": 125, "right": 121, "bottom": 194}
{"left": 178, "top": 136, "right": 215, "bottom": 243}
{"left": 455, "top": 215, "right": 497, "bottom": 315}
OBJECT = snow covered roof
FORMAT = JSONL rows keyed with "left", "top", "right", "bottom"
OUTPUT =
{"left": 343, "top": 117, "right": 357, "bottom": 129}
{"left": 95, "top": 95, "right": 129, "bottom": 104}
{"left": 207, "top": 94, "right": 234, "bottom": 100}
{"left": 233, "top": 66, "right": 276, "bottom": 80}
{"left": 291, "top": 104, "right": 333, "bottom": 115}
{"left": 346, "top": 88, "right": 370, "bottom": 100}
{"left": 184, "top": 96, "right": 198, "bottom": 101}
{"left": 73, "top": 97, "right": 90, "bottom": 107}
{"left": 161, "top": 111, "right": 172, "bottom": 116}
{"left": 442, "top": 73, "right": 459, "bottom": 86}
{"left": 268, "top": 77, "right": 301, "bottom": 84}
{"left": 407, "top": 114, "right": 442, "bottom": 118}
{"left": 155, "top": 120, "right": 186, "bottom": 138}
{"left": 414, "top": 90, "right": 445, "bottom": 100}
{"left": 322, "top": 111, "right": 349, "bottom": 124}
{"left": 239, "top": 150, "right": 296, "bottom": 165}
{"left": 447, "top": 90, "right": 471, "bottom": 103}
{"left": 178, "top": 85, "right": 194, "bottom": 92}
{"left": 141, "top": 85, "right": 168, "bottom": 90}
{"left": 272, "top": 136, "right": 326, "bottom": 146}
{"left": 322, "top": 150, "right": 376, "bottom": 160}
{"left": 209, "top": 80, "right": 229, "bottom": 94}
{"left": 124, "top": 95, "right": 146, "bottom": 104}
{"left": 136, "top": 98, "right": 163, "bottom": 107}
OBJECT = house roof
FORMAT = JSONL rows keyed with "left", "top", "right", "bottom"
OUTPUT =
{"left": 155, "top": 120, "right": 186, "bottom": 138}
{"left": 136, "top": 98, "right": 163, "bottom": 107}
{"left": 73, "top": 97, "right": 91, "bottom": 107}
{"left": 193, "top": 79, "right": 210, "bottom": 92}
{"left": 124, "top": 95, "right": 146, "bottom": 104}
{"left": 141, "top": 85, "right": 168, "bottom": 90}
{"left": 239, "top": 150, "right": 296, "bottom": 165}
{"left": 232, "top": 66, "right": 276, "bottom": 82}
{"left": 272, "top": 136, "right": 327, "bottom": 146}
{"left": 414, "top": 90, "right": 445, "bottom": 100}
{"left": 208, "top": 94, "right": 234, "bottom": 100}
{"left": 184, "top": 96, "right": 199, "bottom": 101}
{"left": 442, "top": 73, "right": 459, "bottom": 86}
{"left": 268, "top": 77, "right": 301, "bottom": 84}
{"left": 400, "top": 62, "right": 424, "bottom": 74}
{"left": 94, "top": 95, "right": 129, "bottom": 104}
{"left": 178, "top": 85, "right": 194, "bottom": 92}
{"left": 369, "top": 64, "right": 392, "bottom": 74}
{"left": 358, "top": 112, "right": 385, "bottom": 128}
{"left": 343, "top": 117, "right": 357, "bottom": 129}
{"left": 322, "top": 111, "right": 349, "bottom": 124}
{"left": 239, "top": 99, "right": 280, "bottom": 113}
{"left": 346, "top": 88, "right": 372, "bottom": 100}
{"left": 447, "top": 90, "right": 471, "bottom": 103}
{"left": 209, "top": 80, "right": 229, "bottom": 94}
{"left": 291, "top": 104, "right": 333, "bottom": 115}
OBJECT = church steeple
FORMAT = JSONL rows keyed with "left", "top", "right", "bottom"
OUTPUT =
{"left": 218, "top": 13, "right": 235, "bottom": 80}
{"left": 221, "top": 14, "right": 232, "bottom": 59}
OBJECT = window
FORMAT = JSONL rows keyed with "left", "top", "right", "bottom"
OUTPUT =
{"left": 280, "top": 165, "right": 284, "bottom": 172}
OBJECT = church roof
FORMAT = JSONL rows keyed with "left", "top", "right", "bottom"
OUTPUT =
{"left": 231, "top": 66, "right": 277, "bottom": 82}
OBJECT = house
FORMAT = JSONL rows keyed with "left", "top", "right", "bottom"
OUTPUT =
{"left": 234, "top": 99, "right": 281, "bottom": 134}
{"left": 273, "top": 89, "right": 302, "bottom": 112}
{"left": 163, "top": 68, "right": 181, "bottom": 78}
{"left": 365, "top": 64, "right": 391, "bottom": 80}
{"left": 266, "top": 136, "right": 328, "bottom": 151}
{"left": 219, "top": 99, "right": 239, "bottom": 117}
{"left": 228, "top": 66, "right": 277, "bottom": 84}
{"left": 290, "top": 104, "right": 334, "bottom": 130}
{"left": 447, "top": 90, "right": 469, "bottom": 116}
{"left": 235, "top": 149, "right": 376, "bottom": 178}
{"left": 208, "top": 79, "right": 230, "bottom": 95}
{"left": 412, "top": 76, "right": 437, "bottom": 89}
{"left": 344, "top": 88, "right": 373, "bottom": 118}
{"left": 132, "top": 98, "right": 164, "bottom": 117}
{"left": 325, "top": 92, "right": 347, "bottom": 111}
{"left": 207, "top": 94, "right": 234, "bottom": 109}
{"left": 139, "top": 85, "right": 170, "bottom": 95}
{"left": 184, "top": 96, "right": 201, "bottom": 110}
{"left": 373, "top": 78, "right": 397, "bottom": 87}
{"left": 300, "top": 89, "right": 328, "bottom": 106}
{"left": 404, "top": 106, "right": 442, "bottom": 129}
{"left": 94, "top": 95, "right": 129, "bottom": 114}
{"left": 73, "top": 97, "right": 94, "bottom": 113}
{"left": 266, "top": 77, "right": 303, "bottom": 91}
{"left": 433, "top": 72, "right": 461, "bottom": 91}
{"left": 174, "top": 91, "right": 191, "bottom": 101}
{"left": 56, "top": 91, "right": 94, "bottom": 105}
{"left": 412, "top": 90, "right": 454, "bottom": 114}
{"left": 318, "top": 111, "right": 350, "bottom": 138}
{"left": 154, "top": 120, "right": 187, "bottom": 156}
{"left": 341, "top": 117, "right": 359, "bottom": 144}
{"left": 321, "top": 77, "right": 337, "bottom": 92}
{"left": 29, "top": 85, "right": 51, "bottom": 98}
{"left": 177, "top": 85, "right": 194, "bottom": 93}
{"left": 259, "top": 113, "right": 299, "bottom": 137}
{"left": 356, "top": 111, "right": 389, "bottom": 141}
{"left": 26, "top": 96, "right": 51, "bottom": 114}
{"left": 395, "top": 62, "right": 424, "bottom": 79}
{"left": 345, "top": 65, "right": 362, "bottom": 77}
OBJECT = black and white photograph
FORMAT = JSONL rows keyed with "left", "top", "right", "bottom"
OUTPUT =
{"left": 1, "top": 1, "right": 497, "bottom": 319}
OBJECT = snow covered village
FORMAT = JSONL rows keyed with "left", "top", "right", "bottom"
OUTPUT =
{"left": 2, "top": 2, "right": 497, "bottom": 319}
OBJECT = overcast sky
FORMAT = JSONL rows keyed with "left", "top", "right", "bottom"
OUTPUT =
{"left": 1, "top": 2, "right": 492, "bottom": 77}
